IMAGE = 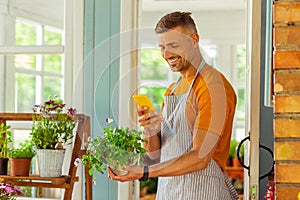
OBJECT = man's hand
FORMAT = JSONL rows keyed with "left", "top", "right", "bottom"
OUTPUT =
{"left": 108, "top": 165, "right": 144, "bottom": 182}
{"left": 137, "top": 106, "right": 162, "bottom": 137}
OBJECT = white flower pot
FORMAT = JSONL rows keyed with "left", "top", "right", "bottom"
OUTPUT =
{"left": 36, "top": 149, "right": 65, "bottom": 177}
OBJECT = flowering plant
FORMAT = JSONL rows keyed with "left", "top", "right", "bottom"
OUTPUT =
{"left": 0, "top": 183, "right": 23, "bottom": 200}
{"left": 30, "top": 96, "right": 77, "bottom": 149}
{"left": 75, "top": 118, "right": 146, "bottom": 177}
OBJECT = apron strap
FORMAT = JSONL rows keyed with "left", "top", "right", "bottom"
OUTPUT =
{"left": 170, "top": 59, "right": 206, "bottom": 95}
{"left": 225, "top": 176, "right": 240, "bottom": 200}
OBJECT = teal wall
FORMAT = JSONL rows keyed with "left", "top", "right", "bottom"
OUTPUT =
{"left": 84, "top": 0, "right": 120, "bottom": 199}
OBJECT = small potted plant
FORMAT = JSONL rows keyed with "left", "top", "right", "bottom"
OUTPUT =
{"left": 8, "top": 140, "right": 36, "bottom": 176}
{"left": 30, "top": 96, "right": 77, "bottom": 177}
{"left": 0, "top": 123, "right": 12, "bottom": 175}
{"left": 229, "top": 140, "right": 244, "bottom": 167}
{"left": 76, "top": 118, "right": 146, "bottom": 177}
{"left": 0, "top": 183, "right": 23, "bottom": 199}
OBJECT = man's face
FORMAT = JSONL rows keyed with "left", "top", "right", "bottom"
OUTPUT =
{"left": 157, "top": 26, "right": 196, "bottom": 73}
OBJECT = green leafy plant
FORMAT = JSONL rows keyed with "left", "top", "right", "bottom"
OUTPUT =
{"left": 30, "top": 96, "right": 77, "bottom": 149}
{"left": 229, "top": 139, "right": 239, "bottom": 159}
{"left": 76, "top": 118, "right": 146, "bottom": 176}
{"left": 8, "top": 140, "right": 35, "bottom": 159}
{"left": 0, "top": 123, "right": 12, "bottom": 158}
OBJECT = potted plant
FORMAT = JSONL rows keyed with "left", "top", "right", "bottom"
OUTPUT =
{"left": 229, "top": 140, "right": 244, "bottom": 167}
{"left": 0, "top": 183, "right": 23, "bottom": 199}
{"left": 30, "top": 96, "right": 77, "bottom": 177}
{"left": 0, "top": 123, "right": 12, "bottom": 175}
{"left": 76, "top": 118, "right": 146, "bottom": 177}
{"left": 8, "top": 140, "right": 36, "bottom": 176}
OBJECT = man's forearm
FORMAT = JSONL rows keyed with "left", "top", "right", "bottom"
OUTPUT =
{"left": 143, "top": 132, "right": 161, "bottom": 160}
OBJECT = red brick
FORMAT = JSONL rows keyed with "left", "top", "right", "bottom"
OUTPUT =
{"left": 275, "top": 164, "right": 300, "bottom": 183}
{"left": 274, "top": 27, "right": 300, "bottom": 46}
{"left": 273, "top": 51, "right": 300, "bottom": 69}
{"left": 274, "top": 4, "right": 300, "bottom": 23}
{"left": 274, "top": 95, "right": 300, "bottom": 113}
{"left": 274, "top": 119, "right": 300, "bottom": 138}
{"left": 275, "top": 141, "right": 300, "bottom": 161}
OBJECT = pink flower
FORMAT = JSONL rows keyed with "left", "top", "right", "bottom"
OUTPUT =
{"left": 68, "top": 107, "right": 77, "bottom": 116}
{"left": 74, "top": 158, "right": 82, "bottom": 167}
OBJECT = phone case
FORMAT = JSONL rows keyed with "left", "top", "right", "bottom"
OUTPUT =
{"left": 132, "top": 94, "right": 155, "bottom": 112}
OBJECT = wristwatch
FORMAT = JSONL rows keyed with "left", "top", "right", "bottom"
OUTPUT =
{"left": 139, "top": 166, "right": 149, "bottom": 181}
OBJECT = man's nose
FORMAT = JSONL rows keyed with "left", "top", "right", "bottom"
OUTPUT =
{"left": 162, "top": 48, "right": 172, "bottom": 58}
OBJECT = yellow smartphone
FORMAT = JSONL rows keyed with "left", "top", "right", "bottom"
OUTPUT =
{"left": 132, "top": 94, "right": 155, "bottom": 112}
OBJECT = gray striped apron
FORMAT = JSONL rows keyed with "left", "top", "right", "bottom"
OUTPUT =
{"left": 156, "top": 60, "right": 239, "bottom": 200}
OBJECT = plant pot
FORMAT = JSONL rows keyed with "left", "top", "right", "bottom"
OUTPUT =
{"left": 109, "top": 157, "right": 139, "bottom": 176}
{"left": 232, "top": 158, "right": 242, "bottom": 167}
{"left": 0, "top": 158, "right": 8, "bottom": 175}
{"left": 110, "top": 164, "right": 129, "bottom": 176}
{"left": 36, "top": 149, "right": 65, "bottom": 177}
{"left": 9, "top": 158, "right": 32, "bottom": 176}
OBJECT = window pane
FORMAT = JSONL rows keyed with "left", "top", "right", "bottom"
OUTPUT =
{"left": 15, "top": 21, "right": 37, "bottom": 45}
{"left": 237, "top": 45, "right": 246, "bottom": 83}
{"left": 201, "top": 45, "right": 217, "bottom": 66}
{"left": 237, "top": 88, "right": 245, "bottom": 112}
{"left": 15, "top": 54, "right": 36, "bottom": 70}
{"left": 44, "top": 27, "right": 62, "bottom": 45}
{"left": 44, "top": 54, "right": 62, "bottom": 73}
{"left": 15, "top": 73, "right": 35, "bottom": 112}
{"left": 141, "top": 49, "right": 168, "bottom": 80}
{"left": 140, "top": 86, "right": 166, "bottom": 112}
{"left": 43, "top": 77, "right": 62, "bottom": 100}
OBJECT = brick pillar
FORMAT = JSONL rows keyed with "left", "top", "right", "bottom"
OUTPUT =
{"left": 273, "top": 1, "right": 300, "bottom": 199}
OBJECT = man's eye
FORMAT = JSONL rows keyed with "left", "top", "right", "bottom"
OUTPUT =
{"left": 170, "top": 44, "right": 178, "bottom": 48}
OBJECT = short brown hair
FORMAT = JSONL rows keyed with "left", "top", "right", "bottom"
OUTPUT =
{"left": 155, "top": 11, "right": 197, "bottom": 34}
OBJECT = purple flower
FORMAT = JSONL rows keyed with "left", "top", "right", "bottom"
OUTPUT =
{"left": 4, "top": 185, "right": 14, "bottom": 194}
{"left": 106, "top": 117, "right": 113, "bottom": 124}
{"left": 92, "top": 178, "right": 97, "bottom": 185}
{"left": 14, "top": 186, "right": 23, "bottom": 195}
{"left": 68, "top": 107, "right": 77, "bottom": 116}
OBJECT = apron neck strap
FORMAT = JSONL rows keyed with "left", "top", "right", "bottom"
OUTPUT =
{"left": 170, "top": 59, "right": 206, "bottom": 95}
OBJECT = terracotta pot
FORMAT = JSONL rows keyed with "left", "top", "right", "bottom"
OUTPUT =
{"left": 232, "top": 158, "right": 242, "bottom": 167}
{"left": 9, "top": 158, "right": 32, "bottom": 176}
{"left": 0, "top": 158, "right": 8, "bottom": 175}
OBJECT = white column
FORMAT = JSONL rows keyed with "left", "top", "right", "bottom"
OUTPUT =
{"left": 119, "top": 0, "right": 140, "bottom": 200}
{"left": 0, "top": 0, "right": 8, "bottom": 111}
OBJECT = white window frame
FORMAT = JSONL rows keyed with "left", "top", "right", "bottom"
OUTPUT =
{"left": 0, "top": 0, "right": 84, "bottom": 199}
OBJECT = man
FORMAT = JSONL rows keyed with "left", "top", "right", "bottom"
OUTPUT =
{"left": 109, "top": 11, "right": 238, "bottom": 200}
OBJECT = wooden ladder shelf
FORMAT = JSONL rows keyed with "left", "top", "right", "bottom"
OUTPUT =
{"left": 0, "top": 113, "right": 92, "bottom": 200}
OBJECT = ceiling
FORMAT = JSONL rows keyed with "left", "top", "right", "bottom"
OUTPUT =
{"left": 142, "top": 0, "right": 246, "bottom": 11}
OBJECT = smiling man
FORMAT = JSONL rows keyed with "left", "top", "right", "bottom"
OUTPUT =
{"left": 109, "top": 11, "right": 238, "bottom": 200}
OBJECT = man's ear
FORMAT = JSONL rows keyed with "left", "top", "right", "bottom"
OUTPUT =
{"left": 191, "top": 33, "right": 199, "bottom": 46}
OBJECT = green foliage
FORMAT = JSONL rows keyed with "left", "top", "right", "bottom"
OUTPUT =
{"left": 140, "top": 177, "right": 158, "bottom": 194}
{"left": 0, "top": 123, "right": 12, "bottom": 158}
{"left": 141, "top": 49, "right": 169, "bottom": 80}
{"left": 229, "top": 139, "right": 244, "bottom": 159}
{"left": 8, "top": 140, "right": 35, "bottom": 159}
{"left": 30, "top": 96, "right": 77, "bottom": 149}
{"left": 229, "top": 140, "right": 239, "bottom": 159}
{"left": 80, "top": 118, "right": 146, "bottom": 176}
{"left": 140, "top": 86, "right": 166, "bottom": 112}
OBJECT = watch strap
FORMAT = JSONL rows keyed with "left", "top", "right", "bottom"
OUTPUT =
{"left": 139, "top": 166, "right": 149, "bottom": 181}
